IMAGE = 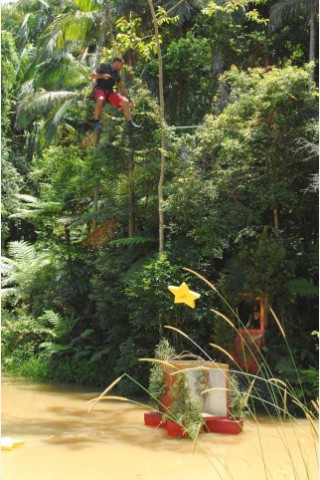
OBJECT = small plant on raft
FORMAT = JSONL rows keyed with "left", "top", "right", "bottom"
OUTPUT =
{"left": 163, "top": 372, "right": 204, "bottom": 439}
{"left": 229, "top": 373, "right": 248, "bottom": 420}
{"left": 148, "top": 338, "right": 176, "bottom": 407}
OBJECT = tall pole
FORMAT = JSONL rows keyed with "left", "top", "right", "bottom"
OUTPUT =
{"left": 147, "top": 0, "right": 166, "bottom": 253}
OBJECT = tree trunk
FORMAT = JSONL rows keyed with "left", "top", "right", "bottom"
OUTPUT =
{"left": 128, "top": 152, "right": 135, "bottom": 236}
{"left": 92, "top": 184, "right": 99, "bottom": 231}
{"left": 94, "top": 0, "right": 114, "bottom": 70}
{"left": 91, "top": 0, "right": 114, "bottom": 230}
{"left": 106, "top": 0, "right": 115, "bottom": 45}
{"left": 309, "top": 2, "right": 316, "bottom": 83}
{"left": 64, "top": 224, "right": 70, "bottom": 244}
{"left": 147, "top": 0, "right": 166, "bottom": 253}
{"left": 273, "top": 208, "right": 279, "bottom": 236}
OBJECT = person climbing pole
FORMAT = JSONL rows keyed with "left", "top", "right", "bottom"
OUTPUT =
{"left": 91, "top": 56, "right": 141, "bottom": 131}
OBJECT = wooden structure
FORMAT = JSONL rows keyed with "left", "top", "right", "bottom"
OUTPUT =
{"left": 81, "top": 218, "right": 117, "bottom": 248}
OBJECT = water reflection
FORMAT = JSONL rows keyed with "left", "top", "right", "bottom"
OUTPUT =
{"left": 2, "top": 377, "right": 318, "bottom": 480}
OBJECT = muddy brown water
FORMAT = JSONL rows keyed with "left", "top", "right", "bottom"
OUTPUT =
{"left": 1, "top": 377, "right": 318, "bottom": 480}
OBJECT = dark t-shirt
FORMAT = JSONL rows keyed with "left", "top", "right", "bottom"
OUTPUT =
{"left": 95, "top": 63, "right": 121, "bottom": 91}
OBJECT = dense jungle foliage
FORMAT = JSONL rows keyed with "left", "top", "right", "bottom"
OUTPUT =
{"left": 1, "top": 0, "right": 319, "bottom": 408}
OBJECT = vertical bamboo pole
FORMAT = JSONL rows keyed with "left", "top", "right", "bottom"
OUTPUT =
{"left": 147, "top": 0, "right": 166, "bottom": 253}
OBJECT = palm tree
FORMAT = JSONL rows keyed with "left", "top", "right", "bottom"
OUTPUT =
{"left": 14, "top": 0, "right": 103, "bottom": 143}
{"left": 269, "top": 0, "right": 319, "bottom": 81}
{"left": 1, "top": 0, "right": 56, "bottom": 53}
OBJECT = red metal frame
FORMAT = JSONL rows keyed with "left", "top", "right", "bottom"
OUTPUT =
{"left": 233, "top": 295, "right": 267, "bottom": 373}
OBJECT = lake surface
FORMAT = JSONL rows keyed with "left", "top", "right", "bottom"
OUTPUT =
{"left": 1, "top": 377, "right": 318, "bottom": 480}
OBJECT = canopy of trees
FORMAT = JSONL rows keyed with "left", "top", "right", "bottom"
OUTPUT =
{"left": 1, "top": 0, "right": 318, "bottom": 404}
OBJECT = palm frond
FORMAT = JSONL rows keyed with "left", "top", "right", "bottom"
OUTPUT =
{"left": 63, "top": 11, "right": 99, "bottom": 42}
{"left": 36, "top": 29, "right": 65, "bottom": 63}
{"left": 18, "top": 80, "right": 35, "bottom": 98}
{"left": 15, "top": 194, "right": 39, "bottom": 203}
{"left": 44, "top": 98, "right": 77, "bottom": 144}
{"left": 16, "top": 0, "right": 51, "bottom": 9}
{"left": 38, "top": 0, "right": 50, "bottom": 8}
{"left": 10, "top": 195, "right": 63, "bottom": 218}
{"left": 16, "top": 1, "right": 52, "bottom": 50}
{"left": 19, "top": 12, "right": 32, "bottom": 46}
{"left": 15, "top": 90, "right": 78, "bottom": 129}
{"left": 37, "top": 9, "right": 99, "bottom": 59}
{"left": 34, "top": 55, "right": 90, "bottom": 90}
{"left": 160, "top": 0, "right": 191, "bottom": 23}
{"left": 74, "top": 0, "right": 101, "bottom": 12}
{"left": 18, "top": 45, "right": 37, "bottom": 81}
{"left": 269, "top": 0, "right": 310, "bottom": 31}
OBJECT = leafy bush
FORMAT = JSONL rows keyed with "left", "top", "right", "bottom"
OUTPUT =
{"left": 148, "top": 338, "right": 176, "bottom": 404}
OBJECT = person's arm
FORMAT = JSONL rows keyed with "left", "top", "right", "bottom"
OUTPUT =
{"left": 91, "top": 71, "right": 111, "bottom": 80}
{"left": 118, "top": 79, "right": 135, "bottom": 107}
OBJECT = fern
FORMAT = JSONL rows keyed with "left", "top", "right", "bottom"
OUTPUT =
{"left": 306, "top": 244, "right": 319, "bottom": 273}
{"left": 7, "top": 241, "right": 37, "bottom": 264}
{"left": 89, "top": 345, "right": 111, "bottom": 363}
{"left": 39, "top": 310, "right": 64, "bottom": 329}
{"left": 78, "top": 328, "right": 94, "bottom": 339}
{"left": 1, "top": 287, "right": 17, "bottom": 298}
{"left": 39, "top": 342, "right": 69, "bottom": 356}
{"left": 110, "top": 236, "right": 156, "bottom": 246}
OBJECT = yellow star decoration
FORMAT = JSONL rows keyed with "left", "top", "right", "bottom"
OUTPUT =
{"left": 168, "top": 282, "right": 200, "bottom": 309}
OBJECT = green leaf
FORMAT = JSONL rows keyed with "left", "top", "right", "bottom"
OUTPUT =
{"left": 110, "top": 236, "right": 156, "bottom": 247}
{"left": 89, "top": 346, "right": 111, "bottom": 363}
{"left": 287, "top": 278, "right": 318, "bottom": 297}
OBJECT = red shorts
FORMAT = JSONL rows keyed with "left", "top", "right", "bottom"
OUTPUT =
{"left": 93, "top": 88, "right": 123, "bottom": 108}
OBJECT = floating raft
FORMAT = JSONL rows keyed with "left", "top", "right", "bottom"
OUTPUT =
{"left": 144, "top": 411, "right": 244, "bottom": 437}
